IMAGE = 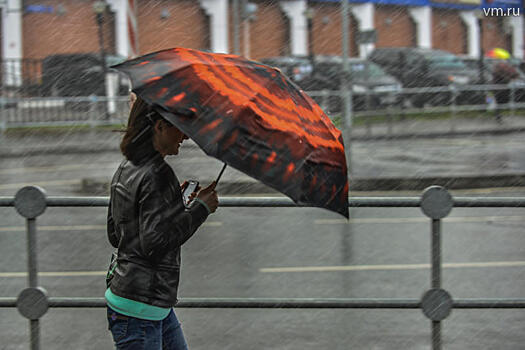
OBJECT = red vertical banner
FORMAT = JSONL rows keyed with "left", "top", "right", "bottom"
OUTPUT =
{"left": 127, "top": 0, "right": 139, "bottom": 57}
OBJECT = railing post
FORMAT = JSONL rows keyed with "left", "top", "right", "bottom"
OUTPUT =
{"left": 321, "top": 89, "right": 329, "bottom": 113}
{"left": 89, "top": 95, "right": 98, "bottom": 128}
{"left": 365, "top": 89, "right": 371, "bottom": 112}
{"left": 449, "top": 85, "right": 457, "bottom": 132}
{"left": 14, "top": 186, "right": 49, "bottom": 350}
{"left": 0, "top": 97, "right": 6, "bottom": 133}
{"left": 399, "top": 89, "right": 406, "bottom": 121}
{"left": 420, "top": 186, "right": 454, "bottom": 350}
{"left": 387, "top": 108, "right": 393, "bottom": 138}
{"left": 509, "top": 82, "right": 516, "bottom": 118}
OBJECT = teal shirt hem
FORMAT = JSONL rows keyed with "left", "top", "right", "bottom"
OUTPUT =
{"left": 105, "top": 288, "right": 170, "bottom": 321}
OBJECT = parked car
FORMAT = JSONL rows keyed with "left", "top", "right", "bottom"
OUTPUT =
{"left": 41, "top": 53, "right": 129, "bottom": 97}
{"left": 261, "top": 55, "right": 401, "bottom": 112}
{"left": 260, "top": 56, "right": 313, "bottom": 85}
{"left": 299, "top": 55, "right": 402, "bottom": 111}
{"left": 369, "top": 47, "right": 481, "bottom": 107}
{"left": 457, "top": 55, "right": 492, "bottom": 83}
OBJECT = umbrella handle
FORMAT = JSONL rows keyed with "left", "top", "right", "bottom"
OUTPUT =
{"left": 215, "top": 163, "right": 227, "bottom": 185}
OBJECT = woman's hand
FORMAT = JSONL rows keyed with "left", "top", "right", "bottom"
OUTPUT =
{"left": 196, "top": 181, "right": 219, "bottom": 213}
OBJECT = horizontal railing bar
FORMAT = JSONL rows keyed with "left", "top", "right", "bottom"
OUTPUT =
{"left": 0, "top": 198, "right": 13, "bottom": 206}
{"left": 453, "top": 299, "right": 525, "bottom": 308}
{"left": 0, "top": 197, "right": 109, "bottom": 207}
{"left": 3, "top": 121, "right": 123, "bottom": 129}
{"left": 46, "top": 197, "right": 109, "bottom": 207}
{"left": 167, "top": 298, "right": 420, "bottom": 309}
{"left": 219, "top": 197, "right": 424, "bottom": 207}
{"left": 2, "top": 297, "right": 525, "bottom": 309}
{"left": 0, "top": 84, "right": 517, "bottom": 103}
{"left": 0, "top": 298, "right": 16, "bottom": 307}
{"left": 2, "top": 196, "right": 525, "bottom": 208}
{"left": 0, "top": 96, "right": 129, "bottom": 103}
{"left": 350, "top": 197, "right": 421, "bottom": 207}
{"left": 453, "top": 197, "right": 525, "bottom": 207}
{"left": 1, "top": 196, "right": 422, "bottom": 208}
{"left": 354, "top": 103, "right": 525, "bottom": 118}
{"left": 306, "top": 84, "right": 521, "bottom": 96}
{"left": 0, "top": 297, "right": 421, "bottom": 309}
{"left": 48, "top": 298, "right": 106, "bottom": 307}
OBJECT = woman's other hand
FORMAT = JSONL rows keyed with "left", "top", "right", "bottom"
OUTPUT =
{"left": 196, "top": 181, "right": 219, "bottom": 213}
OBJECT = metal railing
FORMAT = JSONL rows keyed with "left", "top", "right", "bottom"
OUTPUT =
{"left": 1, "top": 83, "right": 524, "bottom": 133}
{"left": 1, "top": 185, "right": 525, "bottom": 349}
{"left": 0, "top": 96, "right": 130, "bottom": 131}
{"left": 308, "top": 83, "right": 525, "bottom": 117}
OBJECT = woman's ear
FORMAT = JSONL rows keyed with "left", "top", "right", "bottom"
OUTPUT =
{"left": 154, "top": 119, "right": 163, "bottom": 132}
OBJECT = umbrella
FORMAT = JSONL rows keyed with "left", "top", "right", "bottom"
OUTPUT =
{"left": 487, "top": 48, "right": 511, "bottom": 60}
{"left": 111, "top": 47, "right": 348, "bottom": 218}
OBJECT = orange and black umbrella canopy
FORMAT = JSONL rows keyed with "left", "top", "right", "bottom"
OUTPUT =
{"left": 112, "top": 47, "right": 349, "bottom": 217}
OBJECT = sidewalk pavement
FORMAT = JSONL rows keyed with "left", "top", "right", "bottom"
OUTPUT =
{"left": 350, "top": 112, "right": 525, "bottom": 140}
{"left": 2, "top": 114, "right": 525, "bottom": 194}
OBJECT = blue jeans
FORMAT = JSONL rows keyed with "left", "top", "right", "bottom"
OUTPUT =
{"left": 107, "top": 307, "right": 189, "bottom": 350}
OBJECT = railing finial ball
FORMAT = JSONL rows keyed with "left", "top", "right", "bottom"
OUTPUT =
{"left": 16, "top": 287, "right": 49, "bottom": 320}
{"left": 421, "top": 288, "right": 453, "bottom": 321}
{"left": 420, "top": 186, "right": 453, "bottom": 219}
{"left": 14, "top": 186, "right": 47, "bottom": 219}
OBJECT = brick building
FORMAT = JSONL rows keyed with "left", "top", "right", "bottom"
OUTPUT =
{"left": 1, "top": 0, "right": 523, "bottom": 84}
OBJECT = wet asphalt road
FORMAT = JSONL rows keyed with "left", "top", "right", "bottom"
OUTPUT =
{"left": 1, "top": 132, "right": 525, "bottom": 349}
{"left": 3, "top": 131, "right": 525, "bottom": 198}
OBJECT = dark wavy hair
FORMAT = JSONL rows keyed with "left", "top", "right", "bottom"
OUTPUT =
{"left": 120, "top": 96, "right": 161, "bottom": 164}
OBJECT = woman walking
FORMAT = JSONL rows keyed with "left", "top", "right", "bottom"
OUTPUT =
{"left": 105, "top": 95, "right": 219, "bottom": 349}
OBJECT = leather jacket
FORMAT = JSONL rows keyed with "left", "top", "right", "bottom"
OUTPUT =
{"left": 107, "top": 152, "right": 209, "bottom": 308}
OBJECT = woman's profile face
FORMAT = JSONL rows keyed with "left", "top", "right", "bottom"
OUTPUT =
{"left": 153, "top": 120, "right": 188, "bottom": 157}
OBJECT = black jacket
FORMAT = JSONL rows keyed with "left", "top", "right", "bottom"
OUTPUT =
{"left": 107, "top": 153, "right": 209, "bottom": 307}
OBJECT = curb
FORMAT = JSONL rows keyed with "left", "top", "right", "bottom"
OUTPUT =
{"left": 80, "top": 174, "right": 525, "bottom": 196}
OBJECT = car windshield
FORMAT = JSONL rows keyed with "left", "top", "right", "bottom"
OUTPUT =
{"left": 427, "top": 54, "right": 466, "bottom": 69}
{"left": 350, "top": 62, "right": 387, "bottom": 79}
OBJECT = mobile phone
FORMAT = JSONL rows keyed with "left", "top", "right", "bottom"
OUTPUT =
{"left": 182, "top": 180, "right": 199, "bottom": 206}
